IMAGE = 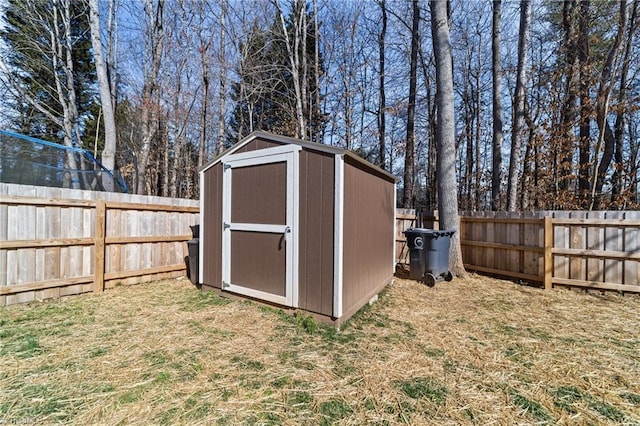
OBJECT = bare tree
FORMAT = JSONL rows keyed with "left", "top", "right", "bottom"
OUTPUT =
{"left": 137, "top": 0, "right": 164, "bottom": 194}
{"left": 312, "top": 0, "right": 321, "bottom": 143}
{"left": 430, "top": 0, "right": 465, "bottom": 276}
{"left": 612, "top": 0, "right": 638, "bottom": 206}
{"left": 402, "top": 0, "right": 419, "bottom": 208}
{"left": 274, "top": 0, "right": 306, "bottom": 139}
{"left": 377, "top": 0, "right": 387, "bottom": 169}
{"left": 196, "top": 1, "right": 211, "bottom": 167}
{"left": 590, "top": 0, "right": 628, "bottom": 209}
{"left": 216, "top": 0, "right": 228, "bottom": 155}
{"left": 577, "top": 0, "right": 591, "bottom": 197}
{"left": 506, "top": 0, "right": 531, "bottom": 211}
{"left": 557, "top": 0, "right": 578, "bottom": 196}
{"left": 88, "top": 0, "right": 117, "bottom": 191}
{"left": 491, "top": 0, "right": 503, "bottom": 210}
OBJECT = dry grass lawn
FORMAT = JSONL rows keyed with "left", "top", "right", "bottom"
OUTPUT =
{"left": 1, "top": 275, "right": 639, "bottom": 425}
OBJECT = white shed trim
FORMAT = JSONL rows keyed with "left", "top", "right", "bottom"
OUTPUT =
{"left": 333, "top": 153, "right": 344, "bottom": 318}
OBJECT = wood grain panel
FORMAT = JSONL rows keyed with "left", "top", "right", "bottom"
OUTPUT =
{"left": 230, "top": 230, "right": 286, "bottom": 296}
{"left": 297, "top": 149, "right": 334, "bottom": 316}
{"left": 342, "top": 158, "right": 395, "bottom": 314}
{"left": 231, "top": 162, "right": 287, "bottom": 225}
{"left": 203, "top": 164, "right": 223, "bottom": 288}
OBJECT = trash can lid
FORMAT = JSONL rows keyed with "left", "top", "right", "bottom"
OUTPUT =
{"left": 403, "top": 228, "right": 455, "bottom": 237}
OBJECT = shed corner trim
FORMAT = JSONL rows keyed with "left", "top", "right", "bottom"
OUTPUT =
{"left": 333, "top": 153, "right": 345, "bottom": 318}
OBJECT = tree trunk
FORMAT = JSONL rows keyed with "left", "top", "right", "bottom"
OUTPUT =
{"left": 55, "top": 1, "right": 81, "bottom": 188}
{"left": 88, "top": 0, "right": 117, "bottom": 191}
{"left": 590, "top": 0, "right": 627, "bottom": 209}
{"left": 313, "top": 0, "right": 321, "bottom": 143}
{"left": 216, "top": 0, "right": 227, "bottom": 156}
{"left": 402, "top": 0, "right": 419, "bottom": 208}
{"left": 197, "top": 2, "right": 210, "bottom": 169}
{"left": 377, "top": 0, "right": 387, "bottom": 170}
{"left": 491, "top": 0, "right": 503, "bottom": 211}
{"left": 577, "top": 0, "right": 591, "bottom": 200}
{"left": 474, "top": 40, "right": 482, "bottom": 210}
{"left": 276, "top": 0, "right": 306, "bottom": 139}
{"left": 137, "top": 0, "right": 164, "bottom": 195}
{"left": 558, "top": 0, "right": 578, "bottom": 192}
{"left": 430, "top": 0, "right": 466, "bottom": 276}
{"left": 106, "top": 0, "right": 118, "bottom": 110}
{"left": 506, "top": 0, "right": 531, "bottom": 211}
{"left": 612, "top": 0, "right": 638, "bottom": 206}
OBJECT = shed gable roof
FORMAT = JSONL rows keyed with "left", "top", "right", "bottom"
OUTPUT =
{"left": 200, "top": 131, "right": 396, "bottom": 183}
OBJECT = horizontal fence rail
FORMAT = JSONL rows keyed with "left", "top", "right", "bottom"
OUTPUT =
{"left": 3, "top": 184, "right": 638, "bottom": 306}
{"left": 1, "top": 184, "right": 199, "bottom": 306}
{"left": 396, "top": 210, "right": 640, "bottom": 294}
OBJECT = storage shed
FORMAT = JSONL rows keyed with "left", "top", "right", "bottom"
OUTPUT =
{"left": 199, "top": 131, "right": 396, "bottom": 326}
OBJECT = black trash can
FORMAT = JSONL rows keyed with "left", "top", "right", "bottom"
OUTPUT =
{"left": 187, "top": 225, "right": 199, "bottom": 285}
{"left": 404, "top": 228, "right": 455, "bottom": 286}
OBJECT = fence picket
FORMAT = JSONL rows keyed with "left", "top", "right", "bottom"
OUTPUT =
{"left": 586, "top": 211, "right": 605, "bottom": 283}
{"left": 605, "top": 211, "right": 624, "bottom": 285}
{"left": 569, "top": 211, "right": 586, "bottom": 281}
{"left": 624, "top": 211, "right": 639, "bottom": 286}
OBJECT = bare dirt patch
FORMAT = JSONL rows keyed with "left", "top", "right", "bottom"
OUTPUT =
{"left": 1, "top": 275, "right": 639, "bottom": 425}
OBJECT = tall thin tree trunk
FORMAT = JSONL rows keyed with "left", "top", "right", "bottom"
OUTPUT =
{"left": 50, "top": 3, "right": 78, "bottom": 188}
{"left": 89, "top": 0, "right": 117, "bottom": 191}
{"left": 106, "top": 0, "right": 118, "bottom": 110}
{"left": 300, "top": 1, "right": 308, "bottom": 139}
{"left": 377, "top": 0, "right": 387, "bottom": 169}
{"left": 559, "top": 0, "right": 578, "bottom": 193}
{"left": 612, "top": 0, "right": 638, "bottom": 205}
{"left": 474, "top": 40, "right": 482, "bottom": 210}
{"left": 590, "top": 0, "right": 627, "bottom": 209}
{"left": 430, "top": 0, "right": 465, "bottom": 276}
{"left": 577, "top": 0, "right": 591, "bottom": 202}
{"left": 198, "top": 54, "right": 209, "bottom": 165}
{"left": 137, "top": 0, "right": 164, "bottom": 195}
{"left": 276, "top": 0, "right": 305, "bottom": 139}
{"left": 402, "top": 0, "right": 419, "bottom": 208}
{"left": 313, "top": 0, "right": 321, "bottom": 142}
{"left": 491, "top": 0, "right": 503, "bottom": 210}
{"left": 506, "top": 0, "right": 531, "bottom": 211}
{"left": 216, "top": 0, "right": 227, "bottom": 155}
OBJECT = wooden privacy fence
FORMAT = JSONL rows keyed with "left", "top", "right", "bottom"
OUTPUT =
{"left": 396, "top": 210, "right": 640, "bottom": 293}
{"left": 1, "top": 184, "right": 199, "bottom": 306}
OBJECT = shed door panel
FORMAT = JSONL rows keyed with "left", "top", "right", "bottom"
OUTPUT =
{"left": 222, "top": 148, "right": 298, "bottom": 307}
{"left": 230, "top": 231, "right": 286, "bottom": 296}
{"left": 231, "top": 162, "right": 286, "bottom": 224}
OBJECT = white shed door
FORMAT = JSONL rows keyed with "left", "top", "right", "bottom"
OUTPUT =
{"left": 221, "top": 147, "right": 299, "bottom": 307}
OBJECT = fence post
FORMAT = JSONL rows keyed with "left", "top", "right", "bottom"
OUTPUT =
{"left": 94, "top": 200, "right": 106, "bottom": 293}
{"left": 543, "top": 216, "right": 553, "bottom": 290}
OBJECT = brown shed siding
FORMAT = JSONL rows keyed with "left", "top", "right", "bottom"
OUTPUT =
{"left": 297, "top": 149, "right": 335, "bottom": 316}
{"left": 342, "top": 158, "right": 395, "bottom": 314}
{"left": 203, "top": 163, "right": 223, "bottom": 289}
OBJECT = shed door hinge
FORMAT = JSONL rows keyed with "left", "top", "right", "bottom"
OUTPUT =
{"left": 223, "top": 163, "right": 231, "bottom": 171}
{"left": 222, "top": 281, "right": 230, "bottom": 289}
{"left": 223, "top": 222, "right": 230, "bottom": 230}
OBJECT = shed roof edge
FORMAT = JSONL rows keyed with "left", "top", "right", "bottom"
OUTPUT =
{"left": 199, "top": 130, "right": 397, "bottom": 183}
